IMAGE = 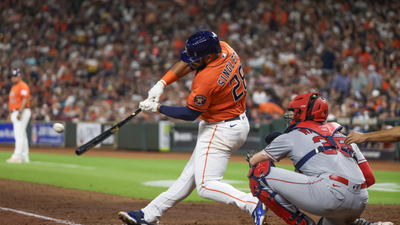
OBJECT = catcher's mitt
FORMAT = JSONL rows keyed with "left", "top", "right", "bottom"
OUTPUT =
{"left": 245, "top": 150, "right": 256, "bottom": 167}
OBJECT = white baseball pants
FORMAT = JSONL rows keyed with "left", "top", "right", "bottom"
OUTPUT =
{"left": 261, "top": 167, "right": 368, "bottom": 225}
{"left": 142, "top": 113, "right": 259, "bottom": 224}
{"left": 11, "top": 109, "right": 31, "bottom": 161}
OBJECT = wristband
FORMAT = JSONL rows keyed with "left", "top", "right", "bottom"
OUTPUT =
{"left": 161, "top": 70, "right": 178, "bottom": 86}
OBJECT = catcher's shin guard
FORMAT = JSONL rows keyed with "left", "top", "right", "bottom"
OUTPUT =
{"left": 248, "top": 161, "right": 314, "bottom": 225}
{"left": 257, "top": 191, "right": 312, "bottom": 225}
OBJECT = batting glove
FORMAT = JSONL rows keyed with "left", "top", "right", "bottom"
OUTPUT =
{"left": 147, "top": 81, "right": 165, "bottom": 103}
{"left": 139, "top": 100, "right": 160, "bottom": 114}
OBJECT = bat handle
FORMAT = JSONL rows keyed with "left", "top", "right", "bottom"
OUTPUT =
{"left": 134, "top": 108, "right": 142, "bottom": 115}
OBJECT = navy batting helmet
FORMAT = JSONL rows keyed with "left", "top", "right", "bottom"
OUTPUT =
{"left": 11, "top": 69, "right": 21, "bottom": 77}
{"left": 180, "top": 31, "right": 221, "bottom": 63}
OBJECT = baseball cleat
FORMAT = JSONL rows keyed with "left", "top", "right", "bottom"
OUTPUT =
{"left": 252, "top": 201, "right": 268, "bottom": 225}
{"left": 118, "top": 211, "right": 149, "bottom": 225}
{"left": 6, "top": 157, "right": 22, "bottom": 163}
{"left": 352, "top": 217, "right": 394, "bottom": 225}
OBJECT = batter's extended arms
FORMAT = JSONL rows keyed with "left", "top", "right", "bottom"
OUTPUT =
{"left": 75, "top": 108, "right": 142, "bottom": 156}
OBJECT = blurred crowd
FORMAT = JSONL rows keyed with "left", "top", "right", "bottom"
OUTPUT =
{"left": 0, "top": 0, "right": 399, "bottom": 139}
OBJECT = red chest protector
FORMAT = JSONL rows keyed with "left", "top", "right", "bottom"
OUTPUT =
{"left": 295, "top": 121, "right": 342, "bottom": 136}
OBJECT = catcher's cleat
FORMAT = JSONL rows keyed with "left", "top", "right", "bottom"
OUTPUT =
{"left": 118, "top": 211, "right": 149, "bottom": 225}
{"left": 352, "top": 217, "right": 394, "bottom": 225}
{"left": 252, "top": 201, "right": 268, "bottom": 225}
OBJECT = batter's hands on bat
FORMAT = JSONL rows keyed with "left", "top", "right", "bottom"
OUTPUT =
{"left": 147, "top": 81, "right": 165, "bottom": 103}
{"left": 344, "top": 131, "right": 366, "bottom": 146}
{"left": 139, "top": 101, "right": 160, "bottom": 114}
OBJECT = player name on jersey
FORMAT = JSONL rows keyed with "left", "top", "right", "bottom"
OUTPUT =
{"left": 218, "top": 51, "right": 240, "bottom": 86}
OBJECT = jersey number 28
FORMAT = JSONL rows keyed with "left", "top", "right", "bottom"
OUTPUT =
{"left": 229, "top": 65, "right": 247, "bottom": 102}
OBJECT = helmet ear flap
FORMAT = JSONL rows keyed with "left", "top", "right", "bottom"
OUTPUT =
{"left": 307, "top": 94, "right": 328, "bottom": 122}
{"left": 294, "top": 108, "right": 302, "bottom": 123}
{"left": 288, "top": 108, "right": 302, "bottom": 125}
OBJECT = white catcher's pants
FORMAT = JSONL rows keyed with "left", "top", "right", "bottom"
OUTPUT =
{"left": 11, "top": 109, "right": 31, "bottom": 161}
{"left": 260, "top": 167, "right": 368, "bottom": 225}
{"left": 142, "top": 113, "right": 259, "bottom": 224}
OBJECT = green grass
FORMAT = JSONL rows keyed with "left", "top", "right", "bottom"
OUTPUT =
{"left": 367, "top": 170, "right": 400, "bottom": 204}
{"left": 0, "top": 151, "right": 399, "bottom": 204}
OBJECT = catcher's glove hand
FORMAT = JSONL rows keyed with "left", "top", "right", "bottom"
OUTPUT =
{"left": 245, "top": 150, "right": 256, "bottom": 167}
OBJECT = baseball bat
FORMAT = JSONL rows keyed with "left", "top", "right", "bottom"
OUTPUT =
{"left": 75, "top": 108, "right": 142, "bottom": 156}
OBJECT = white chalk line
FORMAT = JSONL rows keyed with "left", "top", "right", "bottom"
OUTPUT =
{"left": 29, "top": 161, "right": 96, "bottom": 170}
{"left": 142, "top": 179, "right": 247, "bottom": 188}
{"left": 0, "top": 207, "right": 82, "bottom": 225}
{"left": 368, "top": 183, "right": 400, "bottom": 192}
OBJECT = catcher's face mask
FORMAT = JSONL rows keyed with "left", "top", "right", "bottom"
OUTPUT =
{"left": 284, "top": 109, "right": 297, "bottom": 128}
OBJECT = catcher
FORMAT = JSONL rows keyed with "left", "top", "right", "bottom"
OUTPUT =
{"left": 246, "top": 93, "right": 393, "bottom": 225}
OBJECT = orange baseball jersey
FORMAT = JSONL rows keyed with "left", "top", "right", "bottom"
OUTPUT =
{"left": 187, "top": 41, "right": 247, "bottom": 122}
{"left": 9, "top": 80, "right": 30, "bottom": 111}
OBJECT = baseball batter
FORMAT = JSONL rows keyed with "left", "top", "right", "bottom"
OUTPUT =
{"left": 118, "top": 31, "right": 267, "bottom": 225}
{"left": 7, "top": 69, "right": 31, "bottom": 163}
{"left": 247, "top": 93, "right": 393, "bottom": 225}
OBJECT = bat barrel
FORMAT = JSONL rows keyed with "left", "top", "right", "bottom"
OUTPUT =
{"left": 76, "top": 147, "right": 85, "bottom": 156}
{"left": 75, "top": 108, "right": 142, "bottom": 156}
{"left": 76, "top": 144, "right": 93, "bottom": 155}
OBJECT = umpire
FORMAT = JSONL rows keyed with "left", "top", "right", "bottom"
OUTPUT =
{"left": 6, "top": 69, "right": 31, "bottom": 163}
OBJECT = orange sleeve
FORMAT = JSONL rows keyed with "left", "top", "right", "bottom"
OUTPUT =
{"left": 20, "top": 83, "right": 30, "bottom": 97}
{"left": 187, "top": 82, "right": 213, "bottom": 112}
{"left": 161, "top": 70, "right": 178, "bottom": 86}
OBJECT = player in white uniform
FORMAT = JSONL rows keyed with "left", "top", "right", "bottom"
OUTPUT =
{"left": 118, "top": 31, "right": 267, "bottom": 225}
{"left": 247, "top": 93, "right": 393, "bottom": 225}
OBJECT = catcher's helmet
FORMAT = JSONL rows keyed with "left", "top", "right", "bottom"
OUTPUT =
{"left": 180, "top": 31, "right": 221, "bottom": 63}
{"left": 285, "top": 93, "right": 328, "bottom": 126}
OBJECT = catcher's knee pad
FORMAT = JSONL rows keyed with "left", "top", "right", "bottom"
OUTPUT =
{"left": 248, "top": 161, "right": 312, "bottom": 225}
{"left": 248, "top": 161, "right": 275, "bottom": 197}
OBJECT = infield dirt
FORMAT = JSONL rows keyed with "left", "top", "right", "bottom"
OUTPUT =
{"left": 0, "top": 147, "right": 399, "bottom": 225}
